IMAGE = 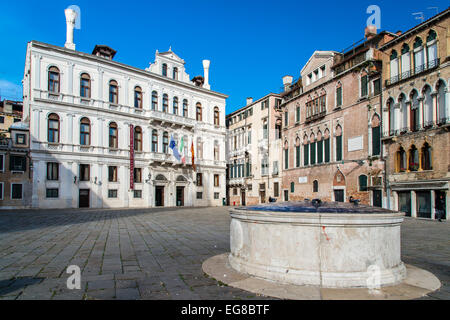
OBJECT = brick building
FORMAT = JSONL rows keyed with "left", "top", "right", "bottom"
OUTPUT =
{"left": 0, "top": 100, "right": 23, "bottom": 138}
{"left": 381, "top": 8, "right": 450, "bottom": 219}
{"left": 226, "top": 94, "right": 283, "bottom": 205}
{"left": 279, "top": 28, "right": 396, "bottom": 205}
{"left": 0, "top": 121, "right": 32, "bottom": 208}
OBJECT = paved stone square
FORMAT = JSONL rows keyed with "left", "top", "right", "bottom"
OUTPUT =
{"left": 0, "top": 207, "right": 448, "bottom": 300}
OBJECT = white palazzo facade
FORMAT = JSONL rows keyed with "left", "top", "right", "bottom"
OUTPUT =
{"left": 22, "top": 40, "right": 227, "bottom": 209}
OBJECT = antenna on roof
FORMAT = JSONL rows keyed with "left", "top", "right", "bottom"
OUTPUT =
{"left": 412, "top": 12, "right": 424, "bottom": 23}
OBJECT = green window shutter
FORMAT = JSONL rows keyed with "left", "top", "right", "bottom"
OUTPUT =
{"left": 296, "top": 107, "right": 300, "bottom": 122}
{"left": 284, "top": 112, "right": 288, "bottom": 126}
{"left": 290, "top": 182, "right": 295, "bottom": 193}
{"left": 317, "top": 140, "right": 323, "bottom": 163}
{"left": 310, "top": 142, "right": 316, "bottom": 165}
{"left": 324, "top": 138, "right": 330, "bottom": 162}
{"left": 361, "top": 75, "right": 368, "bottom": 97}
{"left": 372, "top": 126, "right": 380, "bottom": 156}
{"left": 296, "top": 146, "right": 301, "bottom": 167}
{"left": 336, "top": 87, "right": 342, "bottom": 106}
{"left": 336, "top": 136, "right": 342, "bottom": 161}
{"left": 304, "top": 144, "right": 309, "bottom": 166}
{"left": 359, "top": 175, "right": 368, "bottom": 191}
{"left": 285, "top": 149, "right": 289, "bottom": 169}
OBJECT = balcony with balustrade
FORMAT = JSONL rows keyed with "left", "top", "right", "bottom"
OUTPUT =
{"left": 385, "top": 59, "right": 440, "bottom": 87}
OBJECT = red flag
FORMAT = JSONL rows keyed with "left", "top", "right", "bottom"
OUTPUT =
{"left": 191, "top": 141, "right": 196, "bottom": 171}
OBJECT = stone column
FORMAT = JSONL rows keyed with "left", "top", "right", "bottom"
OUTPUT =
{"left": 97, "top": 67, "right": 104, "bottom": 107}
{"left": 34, "top": 54, "right": 41, "bottom": 90}
{"left": 411, "top": 191, "right": 417, "bottom": 218}
{"left": 406, "top": 101, "right": 411, "bottom": 131}
{"left": 392, "top": 191, "right": 399, "bottom": 211}
{"left": 431, "top": 190, "right": 436, "bottom": 220}
{"left": 72, "top": 162, "right": 78, "bottom": 208}
{"left": 418, "top": 97, "right": 424, "bottom": 129}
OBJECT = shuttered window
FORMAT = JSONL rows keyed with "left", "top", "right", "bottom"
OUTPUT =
{"left": 336, "top": 136, "right": 342, "bottom": 161}
{"left": 324, "top": 138, "right": 330, "bottom": 162}
{"left": 372, "top": 126, "right": 381, "bottom": 156}
{"left": 304, "top": 144, "right": 309, "bottom": 166}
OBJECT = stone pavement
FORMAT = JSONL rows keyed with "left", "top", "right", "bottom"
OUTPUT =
{"left": 0, "top": 207, "right": 448, "bottom": 300}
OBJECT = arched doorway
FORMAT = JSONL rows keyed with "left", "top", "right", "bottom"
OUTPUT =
{"left": 154, "top": 174, "right": 167, "bottom": 207}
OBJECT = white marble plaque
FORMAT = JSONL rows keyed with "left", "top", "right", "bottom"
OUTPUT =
{"left": 298, "top": 176, "right": 307, "bottom": 184}
{"left": 348, "top": 136, "right": 363, "bottom": 152}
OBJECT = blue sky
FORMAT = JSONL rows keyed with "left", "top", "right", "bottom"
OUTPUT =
{"left": 0, "top": 0, "right": 448, "bottom": 114}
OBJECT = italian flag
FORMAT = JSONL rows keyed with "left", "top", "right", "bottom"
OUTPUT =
{"left": 179, "top": 136, "right": 186, "bottom": 164}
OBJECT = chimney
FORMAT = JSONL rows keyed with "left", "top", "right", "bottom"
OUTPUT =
{"left": 282, "top": 75, "right": 293, "bottom": 92}
{"left": 396, "top": 30, "right": 402, "bottom": 36}
{"left": 246, "top": 97, "right": 253, "bottom": 105}
{"left": 365, "top": 25, "right": 377, "bottom": 40}
{"left": 65, "top": 8, "right": 77, "bottom": 50}
{"left": 202, "top": 60, "right": 210, "bottom": 90}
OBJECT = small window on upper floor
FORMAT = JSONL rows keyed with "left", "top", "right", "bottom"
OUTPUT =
{"left": 162, "top": 63, "right": 168, "bottom": 77}
{"left": 173, "top": 67, "right": 178, "bottom": 80}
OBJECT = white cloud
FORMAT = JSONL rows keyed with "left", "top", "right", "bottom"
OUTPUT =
{"left": 0, "top": 79, "right": 23, "bottom": 100}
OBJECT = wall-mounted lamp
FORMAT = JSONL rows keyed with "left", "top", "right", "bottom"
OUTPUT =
{"left": 145, "top": 173, "right": 152, "bottom": 184}
{"left": 74, "top": 176, "right": 77, "bottom": 184}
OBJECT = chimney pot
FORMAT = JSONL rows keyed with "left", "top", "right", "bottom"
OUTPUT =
{"left": 64, "top": 8, "right": 77, "bottom": 50}
{"left": 282, "top": 75, "right": 293, "bottom": 92}
{"left": 202, "top": 60, "right": 210, "bottom": 90}
{"left": 365, "top": 25, "right": 377, "bottom": 40}
{"left": 246, "top": 97, "right": 253, "bottom": 105}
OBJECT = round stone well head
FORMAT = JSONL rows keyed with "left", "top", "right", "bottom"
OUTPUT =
{"left": 229, "top": 200, "right": 407, "bottom": 288}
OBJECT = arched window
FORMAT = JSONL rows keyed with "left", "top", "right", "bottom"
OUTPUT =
{"left": 151, "top": 91, "right": 158, "bottom": 110}
{"left": 423, "top": 85, "right": 433, "bottom": 127}
{"left": 324, "top": 129, "right": 330, "bottom": 163}
{"left": 80, "top": 73, "right": 91, "bottom": 98}
{"left": 173, "top": 97, "right": 178, "bottom": 115}
{"left": 80, "top": 117, "right": 91, "bottom": 146}
{"left": 436, "top": 80, "right": 447, "bottom": 124}
{"left": 335, "top": 125, "right": 342, "bottom": 161}
{"left": 410, "top": 90, "right": 420, "bottom": 131}
{"left": 196, "top": 103, "right": 202, "bottom": 121}
{"left": 134, "top": 126, "right": 142, "bottom": 151}
{"left": 413, "top": 37, "right": 424, "bottom": 72}
{"left": 173, "top": 67, "right": 178, "bottom": 80}
{"left": 426, "top": 30, "right": 438, "bottom": 65}
{"left": 109, "top": 122, "right": 118, "bottom": 148}
{"left": 390, "top": 50, "right": 398, "bottom": 81}
{"left": 183, "top": 99, "right": 188, "bottom": 117}
{"left": 48, "top": 113, "right": 60, "bottom": 143}
{"left": 401, "top": 44, "right": 410, "bottom": 77}
{"left": 313, "top": 180, "right": 318, "bottom": 193}
{"left": 387, "top": 97, "right": 396, "bottom": 134}
{"left": 162, "top": 94, "right": 168, "bottom": 112}
{"left": 396, "top": 147, "right": 406, "bottom": 172}
{"left": 317, "top": 131, "right": 323, "bottom": 164}
{"left": 358, "top": 175, "right": 368, "bottom": 191}
{"left": 163, "top": 131, "right": 169, "bottom": 153}
{"left": 372, "top": 115, "right": 381, "bottom": 156}
{"left": 303, "top": 135, "right": 309, "bottom": 166}
{"left": 408, "top": 145, "right": 419, "bottom": 171}
{"left": 48, "top": 66, "right": 60, "bottom": 93}
{"left": 162, "top": 63, "right": 168, "bottom": 77}
{"left": 134, "top": 86, "right": 143, "bottom": 109}
{"left": 399, "top": 94, "right": 408, "bottom": 132}
{"left": 151, "top": 129, "right": 158, "bottom": 152}
{"left": 214, "top": 107, "right": 220, "bottom": 126}
{"left": 284, "top": 141, "right": 289, "bottom": 169}
{"left": 295, "top": 137, "right": 301, "bottom": 167}
{"left": 310, "top": 133, "right": 316, "bottom": 165}
{"left": 109, "top": 80, "right": 118, "bottom": 104}
{"left": 421, "top": 142, "right": 432, "bottom": 170}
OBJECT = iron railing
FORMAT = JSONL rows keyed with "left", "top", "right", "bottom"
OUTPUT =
{"left": 385, "top": 58, "right": 440, "bottom": 86}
